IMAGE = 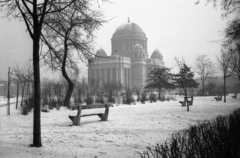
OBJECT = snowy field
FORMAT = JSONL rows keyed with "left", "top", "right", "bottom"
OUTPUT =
{"left": 0, "top": 95, "right": 240, "bottom": 158}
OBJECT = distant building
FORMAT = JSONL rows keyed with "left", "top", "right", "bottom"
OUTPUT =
{"left": 88, "top": 19, "right": 165, "bottom": 91}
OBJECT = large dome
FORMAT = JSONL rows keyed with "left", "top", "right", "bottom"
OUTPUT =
{"left": 112, "top": 20, "right": 146, "bottom": 37}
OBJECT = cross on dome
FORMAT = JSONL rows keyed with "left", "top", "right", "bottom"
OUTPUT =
{"left": 128, "top": 17, "right": 130, "bottom": 22}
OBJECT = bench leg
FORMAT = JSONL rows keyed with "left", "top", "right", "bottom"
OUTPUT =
{"left": 101, "top": 104, "right": 109, "bottom": 121}
{"left": 69, "top": 106, "right": 82, "bottom": 126}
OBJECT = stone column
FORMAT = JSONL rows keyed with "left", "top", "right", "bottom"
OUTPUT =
{"left": 110, "top": 68, "right": 112, "bottom": 82}
{"left": 125, "top": 68, "right": 128, "bottom": 88}
{"left": 128, "top": 68, "right": 131, "bottom": 89}
{"left": 99, "top": 69, "right": 102, "bottom": 85}
{"left": 116, "top": 63, "right": 118, "bottom": 83}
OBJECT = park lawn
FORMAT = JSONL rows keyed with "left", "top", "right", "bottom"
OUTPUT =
{"left": 0, "top": 95, "right": 239, "bottom": 158}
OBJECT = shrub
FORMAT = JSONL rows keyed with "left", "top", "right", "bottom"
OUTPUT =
{"left": 21, "top": 97, "right": 34, "bottom": 115}
{"left": 85, "top": 95, "right": 93, "bottom": 105}
{"left": 141, "top": 92, "right": 147, "bottom": 104}
{"left": 42, "top": 97, "right": 48, "bottom": 106}
{"left": 150, "top": 94, "right": 157, "bottom": 103}
{"left": 57, "top": 97, "right": 63, "bottom": 106}
{"left": 123, "top": 88, "right": 134, "bottom": 105}
{"left": 108, "top": 96, "right": 115, "bottom": 103}
{"left": 139, "top": 108, "right": 240, "bottom": 158}
{"left": 95, "top": 97, "right": 105, "bottom": 104}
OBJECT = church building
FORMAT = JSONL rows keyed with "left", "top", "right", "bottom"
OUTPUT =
{"left": 88, "top": 19, "right": 165, "bottom": 91}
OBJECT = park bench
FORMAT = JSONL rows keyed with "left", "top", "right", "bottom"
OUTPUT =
{"left": 179, "top": 96, "right": 194, "bottom": 106}
{"left": 232, "top": 93, "right": 238, "bottom": 99}
{"left": 214, "top": 95, "right": 222, "bottom": 101}
{"left": 69, "top": 103, "right": 109, "bottom": 126}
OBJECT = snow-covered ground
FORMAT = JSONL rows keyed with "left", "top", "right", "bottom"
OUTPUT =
{"left": 0, "top": 95, "right": 239, "bottom": 158}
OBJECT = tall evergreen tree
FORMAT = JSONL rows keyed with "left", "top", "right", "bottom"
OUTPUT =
{"left": 145, "top": 66, "right": 175, "bottom": 100}
{"left": 173, "top": 63, "right": 198, "bottom": 111}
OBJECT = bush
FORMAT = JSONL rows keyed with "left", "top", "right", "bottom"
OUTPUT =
{"left": 141, "top": 93, "right": 147, "bottom": 104}
{"left": 95, "top": 97, "right": 105, "bottom": 104}
{"left": 139, "top": 108, "right": 240, "bottom": 158}
{"left": 123, "top": 88, "right": 134, "bottom": 105}
{"left": 150, "top": 94, "right": 157, "bottom": 103}
{"left": 57, "top": 97, "right": 63, "bottom": 106}
{"left": 85, "top": 95, "right": 93, "bottom": 105}
{"left": 21, "top": 97, "right": 34, "bottom": 115}
{"left": 108, "top": 97, "right": 115, "bottom": 103}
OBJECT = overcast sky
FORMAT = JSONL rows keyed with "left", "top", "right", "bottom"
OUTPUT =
{"left": 0, "top": 0, "right": 227, "bottom": 79}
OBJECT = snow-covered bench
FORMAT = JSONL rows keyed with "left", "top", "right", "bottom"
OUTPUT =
{"left": 179, "top": 96, "right": 194, "bottom": 106}
{"left": 69, "top": 103, "right": 110, "bottom": 126}
{"left": 214, "top": 95, "right": 222, "bottom": 101}
{"left": 232, "top": 93, "right": 237, "bottom": 99}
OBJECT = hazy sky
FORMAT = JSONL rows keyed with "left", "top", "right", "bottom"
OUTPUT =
{"left": 0, "top": 0, "right": 227, "bottom": 79}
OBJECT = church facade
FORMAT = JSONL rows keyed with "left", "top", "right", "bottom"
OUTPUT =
{"left": 88, "top": 19, "right": 165, "bottom": 91}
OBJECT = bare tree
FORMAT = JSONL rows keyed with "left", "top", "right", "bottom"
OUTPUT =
{"left": 41, "top": 1, "right": 105, "bottom": 107}
{"left": 102, "top": 81, "right": 122, "bottom": 103}
{"left": 0, "top": 0, "right": 106, "bottom": 147}
{"left": 7, "top": 67, "right": 12, "bottom": 115}
{"left": 13, "top": 61, "right": 33, "bottom": 109}
{"left": 0, "top": 0, "right": 58, "bottom": 147}
{"left": 196, "top": 0, "right": 240, "bottom": 17}
{"left": 194, "top": 55, "right": 216, "bottom": 96}
{"left": 217, "top": 48, "right": 235, "bottom": 102}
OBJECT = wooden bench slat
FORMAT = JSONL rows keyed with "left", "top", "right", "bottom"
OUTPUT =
{"left": 81, "top": 113, "right": 103, "bottom": 117}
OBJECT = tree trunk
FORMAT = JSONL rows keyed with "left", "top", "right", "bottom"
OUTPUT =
{"left": 224, "top": 76, "right": 226, "bottom": 103}
{"left": 32, "top": 9, "right": 42, "bottom": 146}
{"left": 183, "top": 86, "right": 189, "bottom": 112}
{"left": 62, "top": 42, "right": 74, "bottom": 108}
{"left": 16, "top": 81, "right": 19, "bottom": 109}
{"left": 7, "top": 67, "right": 10, "bottom": 115}
{"left": 27, "top": 82, "right": 30, "bottom": 100}
{"left": 75, "top": 105, "right": 82, "bottom": 125}
{"left": 202, "top": 82, "right": 205, "bottom": 96}
{"left": 21, "top": 83, "right": 25, "bottom": 107}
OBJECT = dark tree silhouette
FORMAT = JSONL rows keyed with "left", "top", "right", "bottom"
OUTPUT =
{"left": 145, "top": 66, "right": 175, "bottom": 100}
{"left": 224, "top": 18, "right": 240, "bottom": 82}
{"left": 173, "top": 58, "right": 199, "bottom": 111}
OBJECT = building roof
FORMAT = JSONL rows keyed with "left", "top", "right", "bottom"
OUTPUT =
{"left": 96, "top": 48, "right": 107, "bottom": 57}
{"left": 151, "top": 49, "right": 163, "bottom": 60}
{"left": 112, "top": 19, "right": 146, "bottom": 37}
